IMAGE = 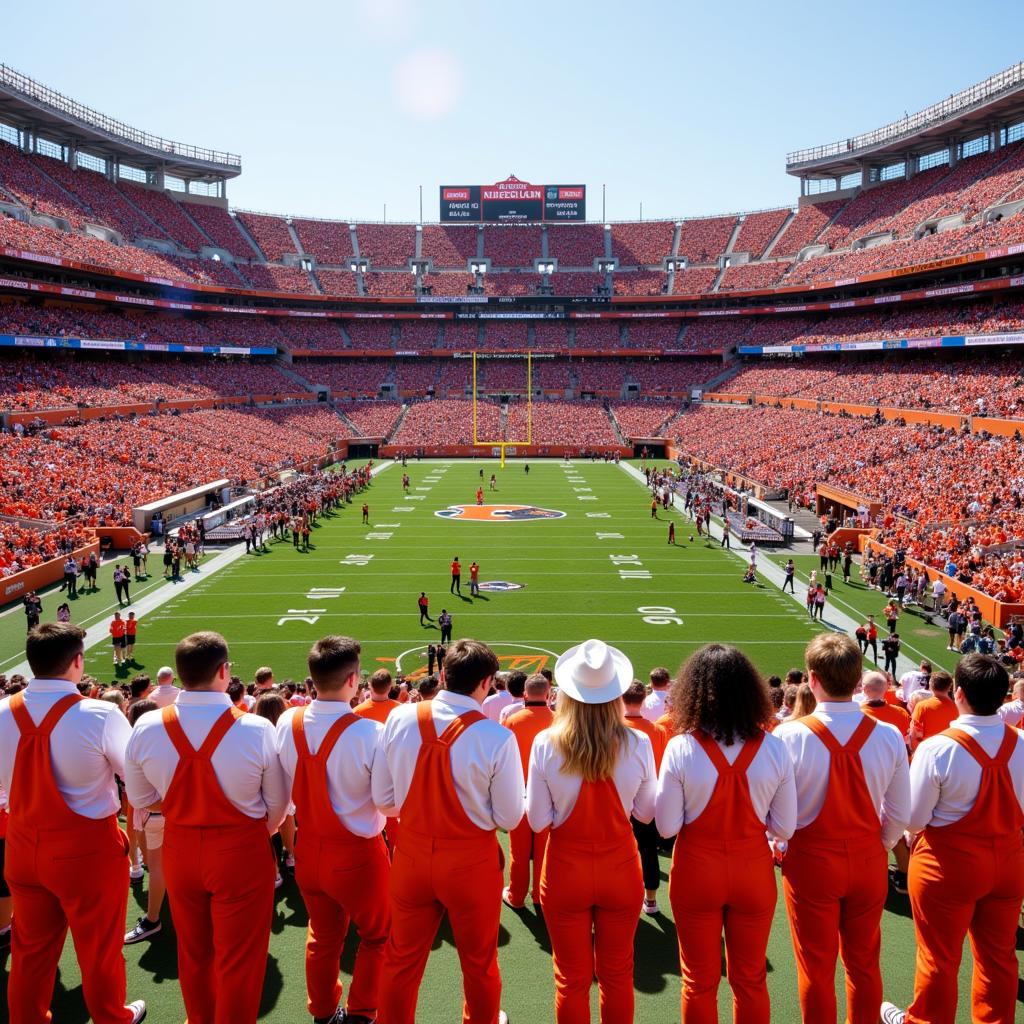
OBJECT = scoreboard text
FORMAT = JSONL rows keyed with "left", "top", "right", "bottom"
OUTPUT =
{"left": 441, "top": 176, "right": 585, "bottom": 223}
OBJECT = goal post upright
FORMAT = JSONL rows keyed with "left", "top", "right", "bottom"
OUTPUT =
{"left": 471, "top": 348, "right": 532, "bottom": 466}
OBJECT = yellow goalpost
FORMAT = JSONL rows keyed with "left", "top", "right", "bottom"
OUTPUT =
{"left": 471, "top": 350, "right": 532, "bottom": 468}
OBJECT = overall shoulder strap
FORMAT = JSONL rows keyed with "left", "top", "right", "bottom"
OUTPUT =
{"left": 415, "top": 700, "right": 436, "bottom": 743}
{"left": 733, "top": 731, "right": 766, "bottom": 773}
{"left": 316, "top": 713, "right": 360, "bottom": 763}
{"left": 10, "top": 690, "right": 81, "bottom": 736}
{"left": 197, "top": 706, "right": 244, "bottom": 759}
{"left": 691, "top": 729, "right": 730, "bottom": 772}
{"left": 291, "top": 708, "right": 310, "bottom": 759}
{"left": 439, "top": 710, "right": 486, "bottom": 746}
{"left": 161, "top": 705, "right": 194, "bottom": 758}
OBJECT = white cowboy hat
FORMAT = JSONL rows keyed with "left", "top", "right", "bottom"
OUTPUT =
{"left": 554, "top": 639, "right": 633, "bottom": 705}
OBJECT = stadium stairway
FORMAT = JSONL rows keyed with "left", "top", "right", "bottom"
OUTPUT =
{"left": 762, "top": 209, "right": 796, "bottom": 257}
{"left": 332, "top": 405, "right": 361, "bottom": 434}
{"left": 274, "top": 361, "right": 321, "bottom": 393}
{"left": 230, "top": 215, "right": 269, "bottom": 260}
{"left": 384, "top": 403, "right": 410, "bottom": 443}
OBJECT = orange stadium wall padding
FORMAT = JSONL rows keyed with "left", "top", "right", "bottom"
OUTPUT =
{"left": 95, "top": 527, "right": 148, "bottom": 550}
{"left": 815, "top": 483, "right": 881, "bottom": 520}
{"left": 864, "top": 536, "right": 1024, "bottom": 630}
{"left": 970, "top": 416, "right": 1024, "bottom": 438}
{"left": 826, "top": 527, "right": 873, "bottom": 549}
{"left": 0, "top": 540, "right": 101, "bottom": 607}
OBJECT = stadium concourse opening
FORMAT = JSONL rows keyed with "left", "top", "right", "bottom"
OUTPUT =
{"left": 2, "top": 37, "right": 1024, "bottom": 1024}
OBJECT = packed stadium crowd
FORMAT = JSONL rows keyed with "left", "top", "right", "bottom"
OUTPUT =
{"left": 5, "top": 128, "right": 1024, "bottom": 307}
{"left": 719, "top": 347, "right": 1024, "bottom": 417}
{"left": 668, "top": 403, "right": 1024, "bottom": 600}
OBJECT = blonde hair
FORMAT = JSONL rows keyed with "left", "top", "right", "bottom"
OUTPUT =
{"left": 549, "top": 694, "right": 629, "bottom": 782}
{"left": 792, "top": 682, "right": 817, "bottom": 718}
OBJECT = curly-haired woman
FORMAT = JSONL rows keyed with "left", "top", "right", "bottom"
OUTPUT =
{"left": 655, "top": 644, "right": 796, "bottom": 1023}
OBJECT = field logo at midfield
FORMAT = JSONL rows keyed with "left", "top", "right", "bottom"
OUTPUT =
{"left": 384, "top": 643, "right": 557, "bottom": 682}
{"left": 477, "top": 580, "right": 525, "bottom": 592}
{"left": 434, "top": 504, "right": 566, "bottom": 522}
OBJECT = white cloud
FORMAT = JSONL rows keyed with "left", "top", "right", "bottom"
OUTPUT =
{"left": 392, "top": 48, "right": 464, "bottom": 121}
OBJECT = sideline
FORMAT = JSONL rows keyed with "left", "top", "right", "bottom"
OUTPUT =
{"left": 618, "top": 461, "right": 920, "bottom": 678}
{"left": 4, "top": 461, "right": 394, "bottom": 679}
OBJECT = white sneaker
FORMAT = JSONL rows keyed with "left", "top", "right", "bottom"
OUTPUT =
{"left": 274, "top": 873, "right": 283, "bottom": 890}
{"left": 880, "top": 1002, "right": 906, "bottom": 1024}
{"left": 643, "top": 898, "right": 659, "bottom": 915}
{"left": 501, "top": 887, "right": 524, "bottom": 910}
{"left": 498, "top": 1013, "right": 508, "bottom": 1024}
{"left": 129, "top": 865, "right": 145, "bottom": 881}
{"left": 128, "top": 1000, "right": 147, "bottom": 1023}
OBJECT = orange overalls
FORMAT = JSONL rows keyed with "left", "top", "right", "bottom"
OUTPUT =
{"left": 781, "top": 715, "right": 887, "bottom": 1024}
{"left": 506, "top": 701, "right": 553, "bottom": 906}
{"left": 377, "top": 701, "right": 504, "bottom": 1024}
{"left": 670, "top": 731, "right": 774, "bottom": 1024}
{"left": 290, "top": 710, "right": 391, "bottom": 1021}
{"left": 905, "top": 726, "right": 1024, "bottom": 1024}
{"left": 159, "top": 704, "right": 275, "bottom": 1024}
{"left": 541, "top": 774, "right": 644, "bottom": 1024}
{"left": 5, "top": 691, "right": 134, "bottom": 1024}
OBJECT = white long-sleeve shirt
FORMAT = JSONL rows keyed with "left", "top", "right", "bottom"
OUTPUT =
{"left": 526, "top": 727, "right": 656, "bottom": 831}
{"left": 996, "top": 699, "right": 1024, "bottom": 728}
{"left": 124, "top": 690, "right": 289, "bottom": 832}
{"left": 371, "top": 690, "right": 524, "bottom": 831}
{"left": 276, "top": 699, "right": 384, "bottom": 838}
{"left": 481, "top": 689, "right": 516, "bottom": 722}
{"left": 655, "top": 731, "right": 797, "bottom": 841}
{"left": 906, "top": 714, "right": 1024, "bottom": 834}
{"left": 774, "top": 701, "right": 910, "bottom": 850}
{"left": 0, "top": 678, "right": 130, "bottom": 819}
{"left": 640, "top": 688, "right": 669, "bottom": 723}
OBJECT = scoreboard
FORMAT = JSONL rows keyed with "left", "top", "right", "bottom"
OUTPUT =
{"left": 440, "top": 176, "right": 586, "bottom": 223}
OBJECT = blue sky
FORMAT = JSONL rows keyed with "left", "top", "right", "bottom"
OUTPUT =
{"left": 5, "top": 1, "right": 1022, "bottom": 222}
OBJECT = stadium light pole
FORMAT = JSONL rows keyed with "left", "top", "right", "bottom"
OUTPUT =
{"left": 383, "top": 203, "right": 387, "bottom": 224}
{"left": 419, "top": 185, "right": 423, "bottom": 224}
{"left": 602, "top": 183, "right": 606, "bottom": 222}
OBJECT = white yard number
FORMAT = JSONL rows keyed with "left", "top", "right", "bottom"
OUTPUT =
{"left": 341, "top": 554, "right": 374, "bottom": 566}
{"left": 278, "top": 608, "right": 326, "bottom": 626}
{"left": 637, "top": 605, "right": 683, "bottom": 626}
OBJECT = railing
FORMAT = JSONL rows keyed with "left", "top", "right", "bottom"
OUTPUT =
{"left": 0, "top": 63, "right": 241, "bottom": 169}
{"left": 786, "top": 61, "right": 1024, "bottom": 168}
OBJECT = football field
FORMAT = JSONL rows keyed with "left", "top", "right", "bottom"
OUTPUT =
{"left": 0, "top": 459, "right": 1001, "bottom": 1021}
{"left": 121, "top": 458, "right": 828, "bottom": 683}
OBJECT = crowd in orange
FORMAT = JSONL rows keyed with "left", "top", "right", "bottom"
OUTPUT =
{"left": 669, "top": 404, "right": 1024, "bottom": 600}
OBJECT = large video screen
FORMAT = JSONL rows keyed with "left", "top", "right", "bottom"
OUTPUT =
{"left": 440, "top": 176, "right": 585, "bottom": 223}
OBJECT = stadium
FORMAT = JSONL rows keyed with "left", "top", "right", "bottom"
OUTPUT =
{"left": 0, "top": 12, "right": 1023, "bottom": 1024}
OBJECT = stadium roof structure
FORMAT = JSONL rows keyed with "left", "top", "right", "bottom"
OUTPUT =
{"left": 0, "top": 63, "right": 241, "bottom": 181}
{"left": 787, "top": 60, "right": 1024, "bottom": 181}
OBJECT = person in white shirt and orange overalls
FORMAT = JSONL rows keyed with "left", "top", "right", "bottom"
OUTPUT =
{"left": 276, "top": 636, "right": 391, "bottom": 1024}
{"left": 0, "top": 622, "right": 147, "bottom": 1024}
{"left": 502, "top": 672, "right": 555, "bottom": 911}
{"left": 656, "top": 643, "right": 797, "bottom": 1023}
{"left": 124, "top": 631, "right": 290, "bottom": 1024}
{"left": 880, "top": 653, "right": 1024, "bottom": 1024}
{"left": 527, "top": 639, "right": 656, "bottom": 1024}
{"left": 372, "top": 638, "right": 524, "bottom": 1024}
{"left": 774, "top": 632, "right": 910, "bottom": 1024}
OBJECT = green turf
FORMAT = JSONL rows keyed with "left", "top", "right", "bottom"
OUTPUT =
{"left": 1, "top": 459, "right": 1011, "bottom": 1021}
